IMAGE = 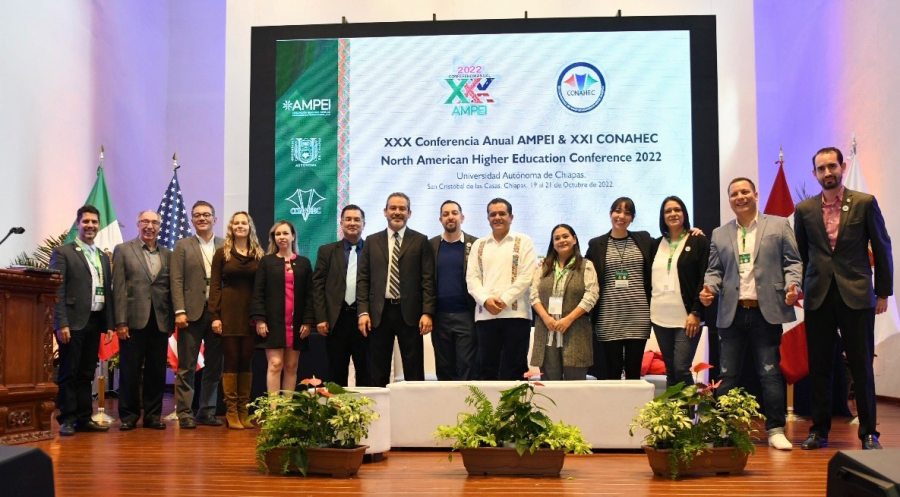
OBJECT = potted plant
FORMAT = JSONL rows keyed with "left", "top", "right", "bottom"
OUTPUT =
{"left": 249, "top": 377, "right": 379, "bottom": 477}
{"left": 629, "top": 363, "right": 763, "bottom": 479}
{"left": 434, "top": 380, "right": 591, "bottom": 476}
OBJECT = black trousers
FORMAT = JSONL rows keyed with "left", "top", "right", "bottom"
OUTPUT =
{"left": 327, "top": 305, "right": 370, "bottom": 387}
{"left": 432, "top": 311, "right": 477, "bottom": 381}
{"left": 56, "top": 312, "right": 103, "bottom": 426}
{"left": 368, "top": 302, "right": 423, "bottom": 387}
{"left": 806, "top": 281, "right": 878, "bottom": 439}
{"left": 118, "top": 311, "right": 169, "bottom": 424}
{"left": 475, "top": 318, "right": 530, "bottom": 380}
{"left": 602, "top": 338, "right": 647, "bottom": 380}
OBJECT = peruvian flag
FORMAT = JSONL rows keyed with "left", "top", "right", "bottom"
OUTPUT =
{"left": 765, "top": 152, "right": 808, "bottom": 384}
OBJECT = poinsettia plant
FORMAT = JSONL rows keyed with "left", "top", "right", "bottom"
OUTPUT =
{"left": 629, "top": 363, "right": 763, "bottom": 478}
{"left": 249, "top": 377, "right": 378, "bottom": 474}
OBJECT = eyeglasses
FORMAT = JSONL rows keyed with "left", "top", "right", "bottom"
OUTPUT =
{"left": 192, "top": 212, "right": 214, "bottom": 219}
{"left": 138, "top": 220, "right": 161, "bottom": 226}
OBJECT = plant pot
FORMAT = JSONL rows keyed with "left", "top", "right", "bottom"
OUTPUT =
{"left": 459, "top": 447, "right": 566, "bottom": 476}
{"left": 642, "top": 445, "right": 748, "bottom": 479}
{"left": 262, "top": 445, "right": 368, "bottom": 477}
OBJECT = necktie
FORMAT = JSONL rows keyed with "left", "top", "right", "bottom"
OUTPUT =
{"left": 389, "top": 232, "right": 401, "bottom": 299}
{"left": 345, "top": 244, "right": 357, "bottom": 305}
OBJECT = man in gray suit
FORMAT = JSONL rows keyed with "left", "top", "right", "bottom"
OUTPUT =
{"left": 51, "top": 205, "right": 114, "bottom": 436}
{"left": 313, "top": 204, "right": 369, "bottom": 386}
{"left": 170, "top": 200, "right": 224, "bottom": 428}
{"left": 795, "top": 147, "right": 893, "bottom": 450}
{"left": 700, "top": 177, "right": 801, "bottom": 451}
{"left": 429, "top": 200, "right": 478, "bottom": 380}
{"left": 113, "top": 210, "right": 174, "bottom": 430}
{"left": 357, "top": 192, "right": 436, "bottom": 387}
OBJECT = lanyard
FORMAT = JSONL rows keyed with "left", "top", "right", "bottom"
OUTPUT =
{"left": 739, "top": 224, "right": 748, "bottom": 252}
{"left": 666, "top": 232, "right": 686, "bottom": 273}
{"left": 75, "top": 239, "right": 103, "bottom": 284}
{"left": 612, "top": 236, "right": 629, "bottom": 267}
{"left": 553, "top": 257, "right": 575, "bottom": 291}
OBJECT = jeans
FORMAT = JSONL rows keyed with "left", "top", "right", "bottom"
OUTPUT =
{"left": 432, "top": 311, "right": 477, "bottom": 380}
{"left": 718, "top": 306, "right": 786, "bottom": 431}
{"left": 653, "top": 323, "right": 701, "bottom": 388}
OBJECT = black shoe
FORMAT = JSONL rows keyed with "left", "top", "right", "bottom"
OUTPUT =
{"left": 196, "top": 415, "right": 223, "bottom": 427}
{"left": 59, "top": 423, "right": 76, "bottom": 437}
{"left": 143, "top": 418, "right": 166, "bottom": 430}
{"left": 75, "top": 420, "right": 110, "bottom": 432}
{"left": 801, "top": 433, "right": 828, "bottom": 450}
{"left": 862, "top": 435, "right": 882, "bottom": 450}
{"left": 119, "top": 421, "right": 136, "bottom": 431}
{"left": 179, "top": 417, "right": 197, "bottom": 429}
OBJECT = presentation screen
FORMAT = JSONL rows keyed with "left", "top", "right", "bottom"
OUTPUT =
{"left": 249, "top": 16, "right": 719, "bottom": 259}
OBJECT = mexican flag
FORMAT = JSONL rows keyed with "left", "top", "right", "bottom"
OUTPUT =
{"left": 65, "top": 165, "right": 123, "bottom": 253}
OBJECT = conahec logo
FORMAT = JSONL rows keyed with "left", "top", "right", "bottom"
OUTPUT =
{"left": 556, "top": 62, "right": 606, "bottom": 113}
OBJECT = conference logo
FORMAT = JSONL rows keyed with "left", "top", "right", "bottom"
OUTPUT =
{"left": 556, "top": 62, "right": 606, "bottom": 113}
{"left": 291, "top": 137, "right": 320, "bottom": 167}
{"left": 444, "top": 65, "right": 496, "bottom": 117}
{"left": 285, "top": 188, "right": 326, "bottom": 221}
{"left": 281, "top": 97, "right": 332, "bottom": 117}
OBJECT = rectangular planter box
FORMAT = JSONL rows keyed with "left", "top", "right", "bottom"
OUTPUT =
{"left": 459, "top": 447, "right": 566, "bottom": 476}
{"left": 263, "top": 445, "right": 368, "bottom": 478}
{"left": 643, "top": 445, "right": 748, "bottom": 478}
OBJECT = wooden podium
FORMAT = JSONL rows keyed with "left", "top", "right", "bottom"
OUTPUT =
{"left": 0, "top": 268, "right": 61, "bottom": 443}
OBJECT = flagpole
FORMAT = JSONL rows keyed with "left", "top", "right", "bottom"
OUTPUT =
{"left": 164, "top": 151, "right": 182, "bottom": 423}
{"left": 778, "top": 146, "right": 799, "bottom": 422}
{"left": 92, "top": 144, "right": 115, "bottom": 427}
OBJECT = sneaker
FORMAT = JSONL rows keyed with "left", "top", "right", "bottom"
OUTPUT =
{"left": 768, "top": 431, "right": 793, "bottom": 451}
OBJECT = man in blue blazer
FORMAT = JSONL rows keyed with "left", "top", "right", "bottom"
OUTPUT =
{"left": 701, "top": 177, "right": 802, "bottom": 450}
{"left": 51, "top": 205, "right": 114, "bottom": 436}
{"left": 795, "top": 147, "right": 893, "bottom": 450}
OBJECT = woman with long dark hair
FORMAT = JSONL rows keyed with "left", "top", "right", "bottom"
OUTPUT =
{"left": 649, "top": 196, "right": 709, "bottom": 387}
{"left": 530, "top": 224, "right": 598, "bottom": 380}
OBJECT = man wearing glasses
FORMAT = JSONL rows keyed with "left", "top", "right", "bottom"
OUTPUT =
{"left": 113, "top": 210, "right": 175, "bottom": 430}
{"left": 170, "top": 201, "right": 225, "bottom": 428}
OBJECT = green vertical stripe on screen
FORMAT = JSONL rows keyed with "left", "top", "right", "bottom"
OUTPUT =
{"left": 274, "top": 39, "right": 339, "bottom": 265}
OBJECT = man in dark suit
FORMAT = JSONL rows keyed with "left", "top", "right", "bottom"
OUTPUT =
{"left": 50, "top": 205, "right": 114, "bottom": 436}
{"left": 313, "top": 204, "right": 370, "bottom": 386}
{"left": 170, "top": 200, "right": 224, "bottom": 428}
{"left": 357, "top": 192, "right": 436, "bottom": 387}
{"left": 429, "top": 200, "right": 478, "bottom": 380}
{"left": 701, "top": 177, "right": 802, "bottom": 451}
{"left": 113, "top": 210, "right": 175, "bottom": 431}
{"left": 795, "top": 146, "right": 893, "bottom": 450}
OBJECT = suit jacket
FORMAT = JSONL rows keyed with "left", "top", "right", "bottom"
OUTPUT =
{"left": 795, "top": 189, "right": 893, "bottom": 310}
{"left": 429, "top": 232, "right": 478, "bottom": 312}
{"left": 650, "top": 234, "right": 710, "bottom": 319}
{"left": 112, "top": 238, "right": 174, "bottom": 332}
{"left": 170, "top": 235, "right": 225, "bottom": 321}
{"left": 585, "top": 230, "right": 654, "bottom": 307}
{"left": 51, "top": 242, "right": 114, "bottom": 331}
{"left": 312, "top": 239, "right": 362, "bottom": 329}
{"left": 704, "top": 214, "right": 802, "bottom": 328}
{"left": 250, "top": 253, "right": 315, "bottom": 350}
{"left": 357, "top": 228, "right": 435, "bottom": 328}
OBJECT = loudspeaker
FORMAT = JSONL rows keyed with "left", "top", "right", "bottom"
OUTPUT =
{"left": 828, "top": 449, "right": 900, "bottom": 497}
{"left": 0, "top": 446, "right": 55, "bottom": 497}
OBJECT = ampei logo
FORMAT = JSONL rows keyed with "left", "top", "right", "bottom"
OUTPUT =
{"left": 286, "top": 188, "right": 326, "bottom": 221}
{"left": 557, "top": 62, "right": 606, "bottom": 113}
{"left": 282, "top": 97, "right": 332, "bottom": 117}
{"left": 445, "top": 65, "right": 496, "bottom": 117}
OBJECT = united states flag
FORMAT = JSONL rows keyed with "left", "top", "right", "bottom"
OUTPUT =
{"left": 156, "top": 170, "right": 193, "bottom": 249}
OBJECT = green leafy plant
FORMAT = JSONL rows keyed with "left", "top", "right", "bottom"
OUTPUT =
{"left": 435, "top": 381, "right": 591, "bottom": 457}
{"left": 249, "top": 377, "right": 378, "bottom": 475}
{"left": 629, "top": 363, "right": 763, "bottom": 479}
{"left": 11, "top": 231, "right": 68, "bottom": 268}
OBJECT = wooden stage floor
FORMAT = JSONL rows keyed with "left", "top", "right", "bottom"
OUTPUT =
{"left": 22, "top": 396, "right": 900, "bottom": 496}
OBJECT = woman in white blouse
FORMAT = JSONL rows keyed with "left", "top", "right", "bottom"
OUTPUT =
{"left": 649, "top": 196, "right": 710, "bottom": 387}
{"left": 530, "top": 224, "right": 599, "bottom": 380}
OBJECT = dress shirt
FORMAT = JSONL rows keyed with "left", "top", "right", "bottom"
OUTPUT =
{"left": 466, "top": 231, "right": 536, "bottom": 321}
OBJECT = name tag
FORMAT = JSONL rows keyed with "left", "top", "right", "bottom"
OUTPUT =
{"left": 614, "top": 269, "right": 629, "bottom": 288}
{"left": 94, "top": 286, "right": 105, "bottom": 304}
{"left": 548, "top": 296, "right": 563, "bottom": 315}
{"left": 738, "top": 253, "right": 751, "bottom": 274}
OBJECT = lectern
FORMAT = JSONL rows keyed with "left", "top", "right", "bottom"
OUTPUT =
{"left": 0, "top": 268, "right": 60, "bottom": 443}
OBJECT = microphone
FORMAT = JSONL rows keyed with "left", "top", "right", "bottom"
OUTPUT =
{"left": 0, "top": 226, "right": 25, "bottom": 246}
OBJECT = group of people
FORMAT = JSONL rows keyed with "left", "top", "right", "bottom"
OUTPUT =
{"left": 51, "top": 146, "right": 892, "bottom": 453}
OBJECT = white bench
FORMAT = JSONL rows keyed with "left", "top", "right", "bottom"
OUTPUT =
{"left": 387, "top": 380, "right": 655, "bottom": 449}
